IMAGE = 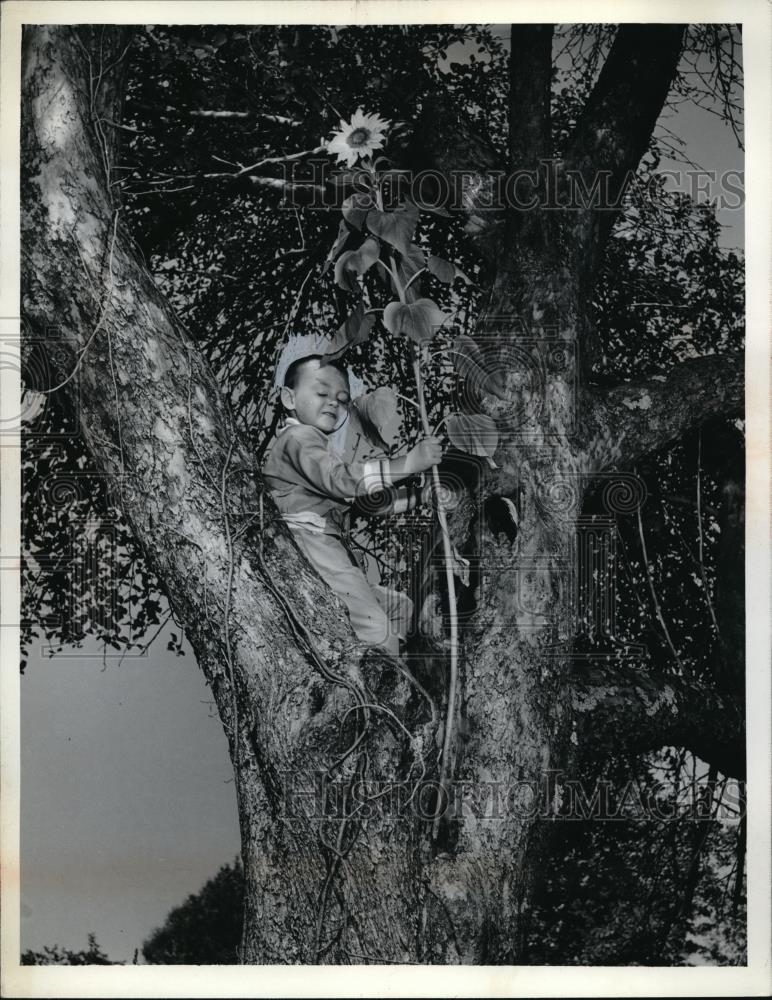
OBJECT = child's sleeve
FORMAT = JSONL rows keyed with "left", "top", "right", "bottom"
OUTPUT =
{"left": 352, "top": 480, "right": 428, "bottom": 518}
{"left": 282, "top": 426, "right": 399, "bottom": 501}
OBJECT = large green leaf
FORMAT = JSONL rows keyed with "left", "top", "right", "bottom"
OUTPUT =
{"left": 334, "top": 237, "right": 380, "bottom": 292}
{"left": 446, "top": 413, "right": 499, "bottom": 465}
{"left": 451, "top": 335, "right": 508, "bottom": 399}
{"left": 380, "top": 171, "right": 453, "bottom": 216}
{"left": 325, "top": 302, "right": 376, "bottom": 359}
{"left": 396, "top": 243, "right": 427, "bottom": 303}
{"left": 350, "top": 386, "right": 400, "bottom": 450}
{"left": 366, "top": 200, "right": 420, "bottom": 258}
{"left": 330, "top": 168, "right": 371, "bottom": 190}
{"left": 383, "top": 297, "right": 449, "bottom": 345}
{"left": 427, "top": 255, "right": 473, "bottom": 285}
{"left": 323, "top": 218, "right": 355, "bottom": 274}
{"left": 342, "top": 192, "right": 375, "bottom": 230}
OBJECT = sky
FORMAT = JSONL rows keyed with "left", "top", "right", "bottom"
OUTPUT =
{"left": 21, "top": 631, "right": 239, "bottom": 962}
{"left": 19, "top": 25, "right": 744, "bottom": 964}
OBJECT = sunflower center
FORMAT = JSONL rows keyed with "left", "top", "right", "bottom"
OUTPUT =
{"left": 346, "top": 127, "right": 371, "bottom": 148}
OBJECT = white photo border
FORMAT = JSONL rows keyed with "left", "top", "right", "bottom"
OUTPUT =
{"left": 2, "top": 2, "right": 769, "bottom": 996}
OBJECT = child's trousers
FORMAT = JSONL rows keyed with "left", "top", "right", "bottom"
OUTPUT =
{"left": 289, "top": 525, "right": 412, "bottom": 656}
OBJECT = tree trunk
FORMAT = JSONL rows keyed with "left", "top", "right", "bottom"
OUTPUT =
{"left": 21, "top": 25, "right": 743, "bottom": 965}
{"left": 21, "top": 25, "right": 429, "bottom": 964}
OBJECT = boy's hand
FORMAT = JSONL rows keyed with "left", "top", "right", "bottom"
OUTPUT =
{"left": 404, "top": 436, "right": 443, "bottom": 475}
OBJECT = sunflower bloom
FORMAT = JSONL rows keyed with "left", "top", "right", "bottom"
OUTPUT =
{"left": 325, "top": 109, "right": 391, "bottom": 167}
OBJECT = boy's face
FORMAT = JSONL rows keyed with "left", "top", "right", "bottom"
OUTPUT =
{"left": 281, "top": 359, "right": 351, "bottom": 434}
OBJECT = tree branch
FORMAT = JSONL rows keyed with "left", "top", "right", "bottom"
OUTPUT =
{"left": 128, "top": 101, "right": 300, "bottom": 126}
{"left": 571, "top": 661, "right": 745, "bottom": 779}
{"left": 124, "top": 172, "right": 326, "bottom": 201}
{"left": 508, "top": 24, "right": 553, "bottom": 171}
{"left": 581, "top": 353, "right": 744, "bottom": 472}
{"left": 563, "top": 24, "right": 687, "bottom": 280}
{"left": 202, "top": 145, "right": 326, "bottom": 179}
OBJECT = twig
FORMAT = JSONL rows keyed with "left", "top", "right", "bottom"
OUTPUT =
{"left": 292, "top": 207, "right": 306, "bottom": 252}
{"left": 131, "top": 103, "right": 300, "bottom": 125}
{"left": 394, "top": 391, "right": 420, "bottom": 413}
{"left": 635, "top": 476, "right": 683, "bottom": 670}
{"left": 126, "top": 184, "right": 196, "bottom": 196}
{"left": 100, "top": 33, "right": 134, "bottom": 79}
{"left": 211, "top": 153, "right": 244, "bottom": 169}
{"left": 98, "top": 116, "right": 143, "bottom": 134}
{"left": 203, "top": 145, "right": 325, "bottom": 179}
{"left": 696, "top": 430, "right": 721, "bottom": 638}
{"left": 116, "top": 608, "right": 174, "bottom": 668}
{"left": 347, "top": 535, "right": 391, "bottom": 576}
{"left": 282, "top": 261, "right": 318, "bottom": 339}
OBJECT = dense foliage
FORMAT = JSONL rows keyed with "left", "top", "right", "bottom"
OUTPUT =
{"left": 527, "top": 748, "right": 746, "bottom": 965}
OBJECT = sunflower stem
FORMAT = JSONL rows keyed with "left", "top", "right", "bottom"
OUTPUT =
{"left": 411, "top": 345, "right": 459, "bottom": 841}
{"left": 388, "top": 252, "right": 406, "bottom": 304}
{"left": 344, "top": 153, "right": 459, "bottom": 841}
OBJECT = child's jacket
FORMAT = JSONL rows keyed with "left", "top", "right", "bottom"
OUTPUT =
{"left": 262, "top": 417, "right": 421, "bottom": 536}
{"left": 262, "top": 418, "right": 418, "bottom": 652}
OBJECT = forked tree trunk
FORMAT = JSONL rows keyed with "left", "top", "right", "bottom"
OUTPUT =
{"left": 21, "top": 25, "right": 744, "bottom": 964}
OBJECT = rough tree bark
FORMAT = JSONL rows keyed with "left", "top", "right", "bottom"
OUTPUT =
{"left": 21, "top": 24, "right": 744, "bottom": 964}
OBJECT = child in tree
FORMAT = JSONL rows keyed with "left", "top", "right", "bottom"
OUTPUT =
{"left": 262, "top": 354, "right": 442, "bottom": 655}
